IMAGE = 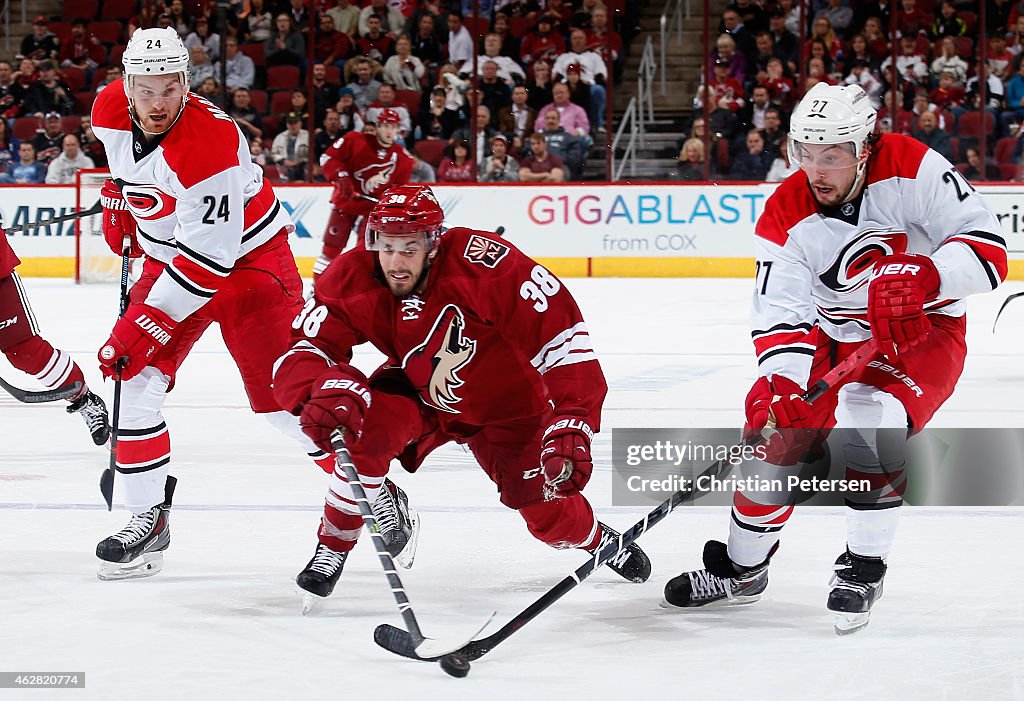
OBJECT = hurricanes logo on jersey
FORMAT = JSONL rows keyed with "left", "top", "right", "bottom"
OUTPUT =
{"left": 402, "top": 304, "right": 477, "bottom": 414}
{"left": 819, "top": 230, "right": 908, "bottom": 293}
{"left": 121, "top": 184, "right": 177, "bottom": 220}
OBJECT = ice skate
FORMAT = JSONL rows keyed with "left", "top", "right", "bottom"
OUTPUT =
{"left": 296, "top": 543, "right": 349, "bottom": 614}
{"left": 828, "top": 550, "right": 886, "bottom": 635}
{"left": 589, "top": 522, "right": 651, "bottom": 583}
{"left": 371, "top": 478, "right": 419, "bottom": 569}
{"left": 67, "top": 390, "right": 110, "bottom": 446}
{"left": 96, "top": 476, "right": 175, "bottom": 581}
{"left": 662, "top": 540, "right": 775, "bottom": 609}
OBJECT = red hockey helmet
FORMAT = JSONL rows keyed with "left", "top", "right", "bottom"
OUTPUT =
{"left": 376, "top": 108, "right": 402, "bottom": 126}
{"left": 366, "top": 185, "right": 445, "bottom": 251}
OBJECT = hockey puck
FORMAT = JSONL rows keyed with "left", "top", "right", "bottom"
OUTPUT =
{"left": 439, "top": 653, "right": 470, "bottom": 678}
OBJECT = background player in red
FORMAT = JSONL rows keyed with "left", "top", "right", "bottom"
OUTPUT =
{"left": 663, "top": 83, "right": 1007, "bottom": 635}
{"left": 0, "top": 229, "right": 109, "bottom": 444}
{"left": 273, "top": 185, "right": 652, "bottom": 609}
{"left": 314, "top": 108, "right": 413, "bottom": 280}
{"left": 88, "top": 27, "right": 339, "bottom": 581}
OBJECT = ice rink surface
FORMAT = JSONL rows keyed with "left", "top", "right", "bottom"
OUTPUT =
{"left": 2, "top": 277, "right": 1023, "bottom": 701}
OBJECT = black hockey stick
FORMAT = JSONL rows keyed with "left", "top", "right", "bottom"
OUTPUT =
{"left": 0, "top": 376, "right": 83, "bottom": 403}
{"left": 992, "top": 290, "right": 1024, "bottom": 332}
{"left": 329, "top": 431, "right": 495, "bottom": 658}
{"left": 3, "top": 201, "right": 102, "bottom": 234}
{"left": 99, "top": 235, "right": 133, "bottom": 511}
{"left": 375, "top": 339, "right": 881, "bottom": 663}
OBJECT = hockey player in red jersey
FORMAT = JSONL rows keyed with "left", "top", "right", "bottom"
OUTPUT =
{"left": 664, "top": 83, "right": 1007, "bottom": 634}
{"left": 0, "top": 231, "right": 109, "bottom": 444}
{"left": 314, "top": 108, "right": 414, "bottom": 279}
{"left": 273, "top": 185, "right": 652, "bottom": 607}
{"left": 85, "top": 28, "right": 426, "bottom": 582}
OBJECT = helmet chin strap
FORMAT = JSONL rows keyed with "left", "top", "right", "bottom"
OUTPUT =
{"left": 840, "top": 146, "right": 872, "bottom": 204}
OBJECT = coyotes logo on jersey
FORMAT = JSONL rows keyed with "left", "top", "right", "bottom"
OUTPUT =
{"left": 355, "top": 159, "right": 397, "bottom": 198}
{"left": 402, "top": 304, "right": 477, "bottom": 413}
{"left": 464, "top": 234, "right": 510, "bottom": 269}
{"left": 819, "top": 230, "right": 908, "bottom": 293}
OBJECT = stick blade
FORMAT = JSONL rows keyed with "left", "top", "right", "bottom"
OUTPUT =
{"left": 374, "top": 611, "right": 496, "bottom": 661}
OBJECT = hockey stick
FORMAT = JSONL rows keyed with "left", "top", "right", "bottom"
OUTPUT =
{"left": 375, "top": 339, "right": 881, "bottom": 663}
{"left": 99, "top": 235, "right": 133, "bottom": 511}
{"left": 3, "top": 201, "right": 102, "bottom": 234}
{"left": 330, "top": 431, "right": 495, "bottom": 659}
{"left": 992, "top": 290, "right": 1024, "bottom": 332}
{"left": 0, "top": 376, "right": 83, "bottom": 403}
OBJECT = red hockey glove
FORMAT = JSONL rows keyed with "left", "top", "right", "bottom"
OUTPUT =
{"left": 98, "top": 303, "right": 176, "bottom": 381}
{"left": 744, "top": 375, "right": 816, "bottom": 466}
{"left": 867, "top": 254, "right": 941, "bottom": 359}
{"left": 299, "top": 366, "right": 372, "bottom": 453}
{"left": 100, "top": 179, "right": 142, "bottom": 259}
{"left": 541, "top": 413, "right": 594, "bottom": 499}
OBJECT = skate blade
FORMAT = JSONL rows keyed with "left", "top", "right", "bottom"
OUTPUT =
{"left": 97, "top": 552, "right": 164, "bottom": 581}
{"left": 394, "top": 510, "right": 421, "bottom": 570}
{"left": 833, "top": 611, "right": 871, "bottom": 635}
{"left": 658, "top": 593, "right": 763, "bottom": 610}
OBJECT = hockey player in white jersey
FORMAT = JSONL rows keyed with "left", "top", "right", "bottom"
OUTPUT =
{"left": 663, "top": 83, "right": 1007, "bottom": 634}
{"left": 89, "top": 28, "right": 417, "bottom": 582}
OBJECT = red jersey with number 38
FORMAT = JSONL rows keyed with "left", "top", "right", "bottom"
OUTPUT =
{"left": 276, "top": 228, "right": 606, "bottom": 434}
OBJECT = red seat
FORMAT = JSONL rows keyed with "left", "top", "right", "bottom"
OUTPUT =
{"left": 269, "top": 90, "right": 294, "bottom": 115}
{"left": 999, "top": 162, "right": 1019, "bottom": 180}
{"left": 100, "top": 0, "right": 138, "bottom": 20}
{"left": 462, "top": 16, "right": 490, "bottom": 39}
{"left": 324, "top": 65, "right": 341, "bottom": 84}
{"left": 239, "top": 42, "right": 265, "bottom": 66}
{"left": 960, "top": 11, "right": 977, "bottom": 34}
{"left": 248, "top": 88, "right": 268, "bottom": 113}
{"left": 958, "top": 111, "right": 995, "bottom": 139}
{"left": 261, "top": 163, "right": 283, "bottom": 183}
{"left": 108, "top": 44, "right": 126, "bottom": 66}
{"left": 74, "top": 91, "right": 98, "bottom": 115}
{"left": 61, "top": 116, "right": 82, "bottom": 133}
{"left": 261, "top": 114, "right": 282, "bottom": 136}
{"left": 953, "top": 36, "right": 974, "bottom": 58}
{"left": 414, "top": 139, "right": 447, "bottom": 167}
{"left": 995, "top": 136, "right": 1018, "bottom": 164}
{"left": 49, "top": 21, "right": 73, "bottom": 44}
{"left": 267, "top": 65, "right": 300, "bottom": 90}
{"left": 955, "top": 162, "right": 969, "bottom": 175}
{"left": 395, "top": 89, "right": 421, "bottom": 116}
{"left": 61, "top": 67, "right": 89, "bottom": 92}
{"left": 716, "top": 138, "right": 730, "bottom": 172}
{"left": 62, "top": 0, "right": 99, "bottom": 19}
{"left": 13, "top": 117, "right": 41, "bottom": 140}
{"left": 91, "top": 20, "right": 123, "bottom": 45}
{"left": 948, "top": 136, "right": 959, "bottom": 162}
{"left": 508, "top": 17, "right": 533, "bottom": 38}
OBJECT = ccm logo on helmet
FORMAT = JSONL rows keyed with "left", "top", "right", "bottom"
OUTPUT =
{"left": 320, "top": 379, "right": 372, "bottom": 405}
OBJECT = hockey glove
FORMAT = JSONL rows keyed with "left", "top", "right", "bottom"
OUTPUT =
{"left": 98, "top": 303, "right": 176, "bottom": 381}
{"left": 867, "top": 254, "right": 940, "bottom": 359}
{"left": 744, "top": 375, "right": 817, "bottom": 466}
{"left": 299, "top": 366, "right": 372, "bottom": 453}
{"left": 100, "top": 179, "right": 142, "bottom": 259}
{"left": 540, "top": 413, "right": 594, "bottom": 499}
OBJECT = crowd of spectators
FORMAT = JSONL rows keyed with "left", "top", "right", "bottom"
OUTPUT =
{"left": 676, "top": 0, "right": 1024, "bottom": 182}
{"left": 1, "top": 0, "right": 636, "bottom": 184}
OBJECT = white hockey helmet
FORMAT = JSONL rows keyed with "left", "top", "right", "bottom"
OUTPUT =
{"left": 788, "top": 82, "right": 877, "bottom": 166}
{"left": 122, "top": 27, "right": 190, "bottom": 133}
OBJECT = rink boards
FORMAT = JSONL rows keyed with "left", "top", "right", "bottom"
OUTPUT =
{"left": 3, "top": 181, "right": 1024, "bottom": 278}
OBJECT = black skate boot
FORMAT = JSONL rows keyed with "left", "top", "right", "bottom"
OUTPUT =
{"left": 297, "top": 543, "right": 350, "bottom": 614}
{"left": 67, "top": 390, "right": 110, "bottom": 446}
{"left": 96, "top": 475, "right": 176, "bottom": 581}
{"left": 828, "top": 549, "right": 887, "bottom": 635}
{"left": 662, "top": 540, "right": 776, "bottom": 609}
{"left": 371, "top": 478, "right": 419, "bottom": 569}
{"left": 589, "top": 522, "right": 652, "bottom": 583}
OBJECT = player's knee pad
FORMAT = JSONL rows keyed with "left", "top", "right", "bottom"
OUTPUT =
{"left": 835, "top": 383, "right": 908, "bottom": 509}
{"left": 118, "top": 367, "right": 171, "bottom": 431}
{"left": 518, "top": 495, "right": 597, "bottom": 549}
